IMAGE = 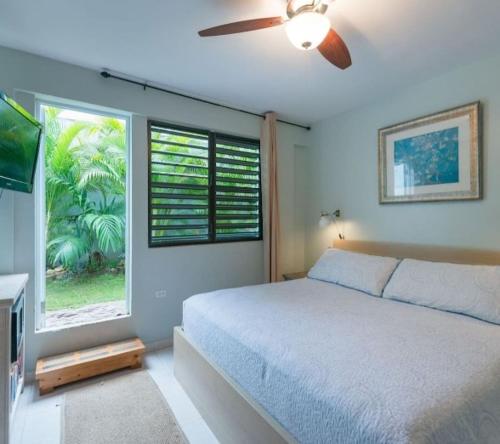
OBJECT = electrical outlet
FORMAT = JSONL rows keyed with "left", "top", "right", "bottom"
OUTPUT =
{"left": 155, "top": 290, "right": 167, "bottom": 299}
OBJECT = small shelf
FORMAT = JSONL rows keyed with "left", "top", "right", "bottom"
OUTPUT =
{"left": 0, "top": 273, "right": 28, "bottom": 444}
{"left": 9, "top": 375, "right": 24, "bottom": 424}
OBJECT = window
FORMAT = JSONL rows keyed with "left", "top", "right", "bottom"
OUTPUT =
{"left": 36, "top": 103, "right": 130, "bottom": 330}
{"left": 148, "top": 121, "right": 262, "bottom": 247}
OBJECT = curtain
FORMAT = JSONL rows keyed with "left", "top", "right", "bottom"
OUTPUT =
{"left": 261, "top": 112, "right": 281, "bottom": 282}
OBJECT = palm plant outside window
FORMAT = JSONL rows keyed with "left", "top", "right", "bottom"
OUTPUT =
{"left": 39, "top": 105, "right": 128, "bottom": 329}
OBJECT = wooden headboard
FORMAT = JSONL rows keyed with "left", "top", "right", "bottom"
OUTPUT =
{"left": 334, "top": 240, "right": 500, "bottom": 266}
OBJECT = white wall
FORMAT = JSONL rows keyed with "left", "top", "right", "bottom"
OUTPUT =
{"left": 0, "top": 190, "right": 13, "bottom": 273}
{"left": 306, "top": 53, "right": 500, "bottom": 267}
{"left": 0, "top": 46, "right": 310, "bottom": 371}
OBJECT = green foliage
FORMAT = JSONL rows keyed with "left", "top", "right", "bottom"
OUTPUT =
{"left": 44, "top": 107, "right": 126, "bottom": 273}
{"left": 47, "top": 235, "right": 89, "bottom": 270}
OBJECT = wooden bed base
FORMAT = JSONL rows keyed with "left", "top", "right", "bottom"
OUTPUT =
{"left": 173, "top": 241, "right": 500, "bottom": 443}
{"left": 334, "top": 240, "right": 500, "bottom": 265}
{"left": 173, "top": 327, "right": 297, "bottom": 444}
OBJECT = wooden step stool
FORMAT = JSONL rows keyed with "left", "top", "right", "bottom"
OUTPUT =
{"left": 35, "top": 337, "right": 145, "bottom": 395}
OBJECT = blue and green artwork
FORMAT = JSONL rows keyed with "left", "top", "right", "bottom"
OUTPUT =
{"left": 394, "top": 127, "right": 459, "bottom": 187}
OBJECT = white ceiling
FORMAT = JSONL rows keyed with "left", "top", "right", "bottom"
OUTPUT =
{"left": 1, "top": 0, "right": 500, "bottom": 125}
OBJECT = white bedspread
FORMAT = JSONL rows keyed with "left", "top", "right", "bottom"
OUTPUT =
{"left": 182, "top": 278, "right": 500, "bottom": 444}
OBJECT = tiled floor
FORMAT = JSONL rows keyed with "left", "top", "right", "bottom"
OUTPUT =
{"left": 11, "top": 348, "right": 219, "bottom": 444}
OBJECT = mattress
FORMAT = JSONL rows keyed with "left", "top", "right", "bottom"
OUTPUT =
{"left": 182, "top": 278, "right": 500, "bottom": 444}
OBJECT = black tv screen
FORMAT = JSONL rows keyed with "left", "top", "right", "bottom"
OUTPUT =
{"left": 0, "top": 91, "right": 42, "bottom": 193}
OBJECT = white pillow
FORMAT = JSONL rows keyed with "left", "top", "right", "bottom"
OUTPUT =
{"left": 307, "top": 249, "right": 400, "bottom": 297}
{"left": 383, "top": 258, "right": 500, "bottom": 324}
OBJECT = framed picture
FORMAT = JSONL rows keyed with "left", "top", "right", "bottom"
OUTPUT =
{"left": 378, "top": 102, "right": 481, "bottom": 203}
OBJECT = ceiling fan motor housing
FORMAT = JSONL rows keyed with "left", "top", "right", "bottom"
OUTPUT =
{"left": 286, "top": 0, "right": 329, "bottom": 19}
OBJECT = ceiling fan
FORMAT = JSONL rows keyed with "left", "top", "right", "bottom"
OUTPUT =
{"left": 198, "top": 0, "right": 352, "bottom": 70}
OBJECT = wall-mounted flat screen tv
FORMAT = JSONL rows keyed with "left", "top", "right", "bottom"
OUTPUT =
{"left": 0, "top": 91, "right": 42, "bottom": 193}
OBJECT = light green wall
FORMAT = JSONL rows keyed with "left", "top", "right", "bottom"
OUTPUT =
{"left": 306, "top": 53, "right": 500, "bottom": 267}
{"left": 0, "top": 191, "right": 13, "bottom": 273}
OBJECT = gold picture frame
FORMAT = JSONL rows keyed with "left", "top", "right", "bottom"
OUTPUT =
{"left": 378, "top": 102, "right": 482, "bottom": 203}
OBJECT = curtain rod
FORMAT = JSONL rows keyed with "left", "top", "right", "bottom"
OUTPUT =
{"left": 99, "top": 71, "right": 311, "bottom": 131}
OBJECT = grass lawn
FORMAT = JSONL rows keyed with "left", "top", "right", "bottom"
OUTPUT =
{"left": 46, "top": 272, "right": 125, "bottom": 311}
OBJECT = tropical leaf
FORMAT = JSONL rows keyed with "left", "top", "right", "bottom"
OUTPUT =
{"left": 78, "top": 166, "right": 118, "bottom": 191}
{"left": 51, "top": 122, "right": 90, "bottom": 173}
{"left": 81, "top": 213, "right": 125, "bottom": 253}
{"left": 77, "top": 157, "right": 124, "bottom": 194}
{"left": 47, "top": 235, "right": 88, "bottom": 270}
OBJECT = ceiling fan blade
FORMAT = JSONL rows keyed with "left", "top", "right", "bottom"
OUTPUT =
{"left": 199, "top": 17, "right": 285, "bottom": 37}
{"left": 318, "top": 29, "right": 352, "bottom": 69}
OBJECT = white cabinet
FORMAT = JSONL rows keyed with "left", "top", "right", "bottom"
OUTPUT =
{"left": 0, "top": 274, "right": 28, "bottom": 444}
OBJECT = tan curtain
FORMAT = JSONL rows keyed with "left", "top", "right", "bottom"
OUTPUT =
{"left": 261, "top": 112, "right": 280, "bottom": 282}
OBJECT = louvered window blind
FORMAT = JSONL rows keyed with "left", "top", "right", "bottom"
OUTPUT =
{"left": 149, "top": 121, "right": 262, "bottom": 247}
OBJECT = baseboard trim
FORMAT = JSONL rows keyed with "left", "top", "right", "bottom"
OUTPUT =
{"left": 145, "top": 337, "right": 173, "bottom": 352}
{"left": 25, "top": 371, "right": 35, "bottom": 384}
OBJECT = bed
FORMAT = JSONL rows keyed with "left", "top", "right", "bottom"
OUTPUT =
{"left": 174, "top": 241, "right": 500, "bottom": 444}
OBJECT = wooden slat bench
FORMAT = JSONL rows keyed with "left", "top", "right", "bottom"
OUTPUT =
{"left": 35, "top": 337, "right": 145, "bottom": 395}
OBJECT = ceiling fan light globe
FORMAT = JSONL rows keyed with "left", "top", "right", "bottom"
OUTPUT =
{"left": 285, "top": 12, "right": 330, "bottom": 51}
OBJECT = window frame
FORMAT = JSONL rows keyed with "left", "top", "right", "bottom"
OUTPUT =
{"left": 35, "top": 99, "right": 132, "bottom": 332}
{"left": 148, "top": 120, "right": 263, "bottom": 248}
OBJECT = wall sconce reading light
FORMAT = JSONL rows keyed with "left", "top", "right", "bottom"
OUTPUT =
{"left": 318, "top": 209, "right": 340, "bottom": 228}
{"left": 318, "top": 209, "right": 345, "bottom": 239}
